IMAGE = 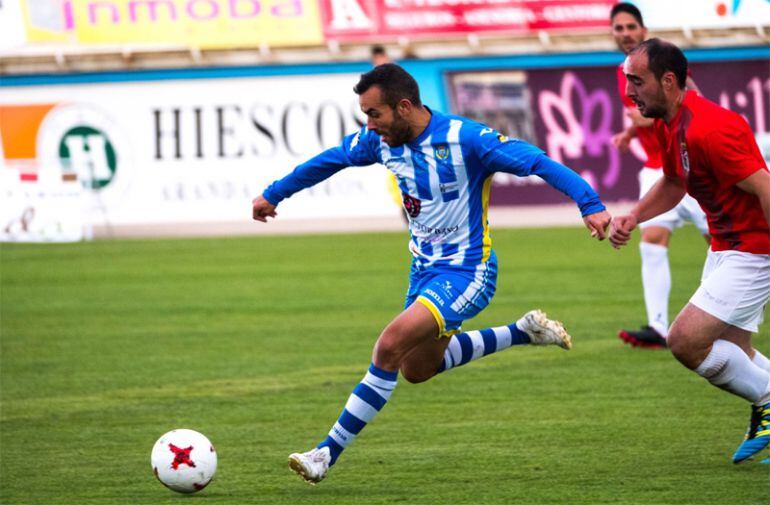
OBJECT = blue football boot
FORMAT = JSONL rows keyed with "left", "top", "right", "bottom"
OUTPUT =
{"left": 732, "top": 402, "right": 770, "bottom": 464}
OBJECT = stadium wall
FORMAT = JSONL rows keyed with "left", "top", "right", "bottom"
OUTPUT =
{"left": 1, "top": 45, "right": 768, "bottom": 240}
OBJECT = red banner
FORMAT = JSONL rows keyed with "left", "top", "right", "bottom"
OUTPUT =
{"left": 319, "top": 0, "right": 615, "bottom": 41}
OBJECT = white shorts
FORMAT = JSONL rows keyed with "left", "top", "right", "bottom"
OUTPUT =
{"left": 638, "top": 167, "right": 709, "bottom": 234}
{"left": 689, "top": 249, "right": 770, "bottom": 332}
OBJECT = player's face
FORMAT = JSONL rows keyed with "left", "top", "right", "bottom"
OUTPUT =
{"left": 623, "top": 52, "right": 667, "bottom": 119}
{"left": 359, "top": 86, "right": 412, "bottom": 147}
{"left": 611, "top": 12, "right": 647, "bottom": 55}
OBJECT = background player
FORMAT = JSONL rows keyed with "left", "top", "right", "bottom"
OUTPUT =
{"left": 610, "top": 39, "right": 770, "bottom": 463}
{"left": 253, "top": 64, "right": 611, "bottom": 483}
{"left": 609, "top": 3, "right": 709, "bottom": 349}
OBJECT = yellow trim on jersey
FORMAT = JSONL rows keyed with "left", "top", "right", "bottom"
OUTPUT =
{"left": 416, "top": 296, "right": 460, "bottom": 339}
{"left": 481, "top": 175, "right": 494, "bottom": 263}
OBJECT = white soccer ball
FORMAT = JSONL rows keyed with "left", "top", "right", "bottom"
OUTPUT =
{"left": 151, "top": 429, "right": 217, "bottom": 493}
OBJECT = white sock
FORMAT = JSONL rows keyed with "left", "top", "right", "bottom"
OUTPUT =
{"left": 695, "top": 340, "right": 770, "bottom": 405}
{"left": 639, "top": 242, "right": 670, "bottom": 337}
{"left": 752, "top": 349, "right": 770, "bottom": 373}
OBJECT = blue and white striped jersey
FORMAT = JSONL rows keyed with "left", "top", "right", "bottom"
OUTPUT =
{"left": 263, "top": 108, "right": 605, "bottom": 268}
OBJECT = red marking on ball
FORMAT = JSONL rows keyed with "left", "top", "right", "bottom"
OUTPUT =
{"left": 168, "top": 443, "right": 196, "bottom": 469}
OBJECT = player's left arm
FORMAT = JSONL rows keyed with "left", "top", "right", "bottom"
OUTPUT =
{"left": 736, "top": 169, "right": 770, "bottom": 231}
{"left": 478, "top": 136, "right": 611, "bottom": 239}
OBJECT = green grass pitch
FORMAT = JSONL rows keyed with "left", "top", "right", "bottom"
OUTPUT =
{"left": 1, "top": 226, "right": 767, "bottom": 504}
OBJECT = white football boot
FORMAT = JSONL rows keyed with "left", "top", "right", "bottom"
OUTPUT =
{"left": 517, "top": 310, "right": 572, "bottom": 350}
{"left": 288, "top": 446, "right": 331, "bottom": 484}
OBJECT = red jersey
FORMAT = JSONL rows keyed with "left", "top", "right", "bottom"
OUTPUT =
{"left": 654, "top": 91, "right": 770, "bottom": 254}
{"left": 617, "top": 64, "right": 663, "bottom": 168}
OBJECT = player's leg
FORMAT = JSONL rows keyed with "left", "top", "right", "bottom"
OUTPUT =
{"left": 668, "top": 250, "right": 770, "bottom": 463}
{"left": 619, "top": 167, "right": 674, "bottom": 348}
{"left": 288, "top": 264, "right": 444, "bottom": 483}
{"left": 399, "top": 256, "right": 570, "bottom": 381}
{"left": 288, "top": 302, "right": 438, "bottom": 483}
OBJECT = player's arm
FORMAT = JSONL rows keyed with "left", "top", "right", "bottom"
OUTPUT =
{"left": 736, "top": 169, "right": 770, "bottom": 231}
{"left": 252, "top": 129, "right": 380, "bottom": 222}
{"left": 611, "top": 107, "right": 653, "bottom": 153}
{"left": 479, "top": 137, "right": 611, "bottom": 239}
{"left": 609, "top": 175, "right": 686, "bottom": 249}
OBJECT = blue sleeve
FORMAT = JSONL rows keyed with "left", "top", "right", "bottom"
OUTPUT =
{"left": 262, "top": 128, "right": 381, "bottom": 205}
{"left": 475, "top": 131, "right": 605, "bottom": 216}
{"left": 528, "top": 155, "right": 606, "bottom": 216}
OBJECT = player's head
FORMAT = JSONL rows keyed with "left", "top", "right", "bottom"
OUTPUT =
{"left": 624, "top": 38, "right": 688, "bottom": 118}
{"left": 371, "top": 45, "right": 390, "bottom": 66}
{"left": 354, "top": 63, "right": 422, "bottom": 147}
{"left": 610, "top": 2, "right": 646, "bottom": 55}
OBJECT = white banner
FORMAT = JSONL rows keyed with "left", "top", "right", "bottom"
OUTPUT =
{"left": 0, "top": 73, "right": 399, "bottom": 230}
{"left": 632, "top": 0, "right": 770, "bottom": 29}
{"left": 0, "top": 0, "right": 27, "bottom": 51}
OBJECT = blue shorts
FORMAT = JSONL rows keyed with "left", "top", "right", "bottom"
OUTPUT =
{"left": 404, "top": 251, "right": 498, "bottom": 337}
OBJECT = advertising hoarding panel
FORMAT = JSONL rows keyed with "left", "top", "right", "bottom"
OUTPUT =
{"left": 0, "top": 73, "right": 399, "bottom": 235}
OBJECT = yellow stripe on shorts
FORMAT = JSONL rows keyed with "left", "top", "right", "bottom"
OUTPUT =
{"left": 416, "top": 296, "right": 461, "bottom": 339}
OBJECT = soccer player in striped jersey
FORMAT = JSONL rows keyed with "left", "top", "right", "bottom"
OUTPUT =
{"left": 252, "top": 64, "right": 611, "bottom": 483}
{"left": 611, "top": 39, "right": 770, "bottom": 464}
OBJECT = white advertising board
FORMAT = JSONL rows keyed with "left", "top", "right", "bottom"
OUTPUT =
{"left": 0, "top": 73, "right": 398, "bottom": 233}
{"left": 633, "top": 0, "right": 770, "bottom": 29}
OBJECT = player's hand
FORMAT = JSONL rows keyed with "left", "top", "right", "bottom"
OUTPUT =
{"left": 611, "top": 131, "right": 631, "bottom": 153}
{"left": 626, "top": 107, "right": 654, "bottom": 128}
{"left": 252, "top": 195, "right": 277, "bottom": 222}
{"left": 583, "top": 210, "right": 611, "bottom": 241}
{"left": 609, "top": 214, "right": 638, "bottom": 249}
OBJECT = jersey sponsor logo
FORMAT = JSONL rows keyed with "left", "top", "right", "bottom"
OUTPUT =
{"left": 402, "top": 193, "right": 422, "bottom": 218}
{"left": 479, "top": 127, "right": 494, "bottom": 136}
{"left": 680, "top": 142, "right": 690, "bottom": 175}
{"left": 434, "top": 144, "right": 449, "bottom": 160}
{"left": 411, "top": 220, "right": 460, "bottom": 238}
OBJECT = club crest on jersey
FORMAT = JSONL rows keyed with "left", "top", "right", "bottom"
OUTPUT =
{"left": 497, "top": 134, "right": 509, "bottom": 143}
{"left": 402, "top": 193, "right": 422, "bottom": 218}
{"left": 680, "top": 142, "right": 690, "bottom": 175}
{"left": 434, "top": 144, "right": 449, "bottom": 160}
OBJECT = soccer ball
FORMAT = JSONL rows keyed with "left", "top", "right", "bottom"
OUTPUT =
{"left": 151, "top": 429, "right": 217, "bottom": 493}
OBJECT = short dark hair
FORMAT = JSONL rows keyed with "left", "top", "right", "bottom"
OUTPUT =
{"left": 610, "top": 2, "right": 644, "bottom": 27}
{"left": 632, "top": 38, "right": 688, "bottom": 88}
{"left": 371, "top": 45, "right": 386, "bottom": 57}
{"left": 353, "top": 63, "right": 422, "bottom": 108}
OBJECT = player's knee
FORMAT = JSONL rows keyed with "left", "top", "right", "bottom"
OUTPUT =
{"left": 641, "top": 227, "right": 670, "bottom": 246}
{"left": 666, "top": 327, "right": 698, "bottom": 369}
{"left": 400, "top": 366, "right": 432, "bottom": 384}
{"left": 373, "top": 329, "right": 407, "bottom": 368}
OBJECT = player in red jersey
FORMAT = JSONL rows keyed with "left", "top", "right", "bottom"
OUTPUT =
{"left": 611, "top": 38, "right": 770, "bottom": 464}
{"left": 610, "top": 3, "right": 709, "bottom": 349}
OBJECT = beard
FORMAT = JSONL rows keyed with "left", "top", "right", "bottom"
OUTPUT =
{"left": 382, "top": 114, "right": 412, "bottom": 147}
{"left": 637, "top": 88, "right": 668, "bottom": 119}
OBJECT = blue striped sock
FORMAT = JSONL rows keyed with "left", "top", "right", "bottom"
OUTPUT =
{"left": 437, "top": 322, "right": 530, "bottom": 373}
{"left": 317, "top": 363, "right": 398, "bottom": 466}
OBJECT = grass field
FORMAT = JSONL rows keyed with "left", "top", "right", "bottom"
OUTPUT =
{"left": 1, "top": 226, "right": 768, "bottom": 505}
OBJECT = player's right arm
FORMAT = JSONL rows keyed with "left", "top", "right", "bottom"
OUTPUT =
{"left": 735, "top": 164, "right": 770, "bottom": 231}
{"left": 609, "top": 174, "right": 686, "bottom": 248}
{"left": 252, "top": 128, "right": 381, "bottom": 222}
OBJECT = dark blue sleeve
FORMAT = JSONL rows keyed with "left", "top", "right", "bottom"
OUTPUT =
{"left": 262, "top": 128, "right": 381, "bottom": 205}
{"left": 476, "top": 132, "right": 605, "bottom": 216}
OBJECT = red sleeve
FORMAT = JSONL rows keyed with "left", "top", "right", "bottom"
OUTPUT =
{"left": 704, "top": 120, "right": 767, "bottom": 188}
